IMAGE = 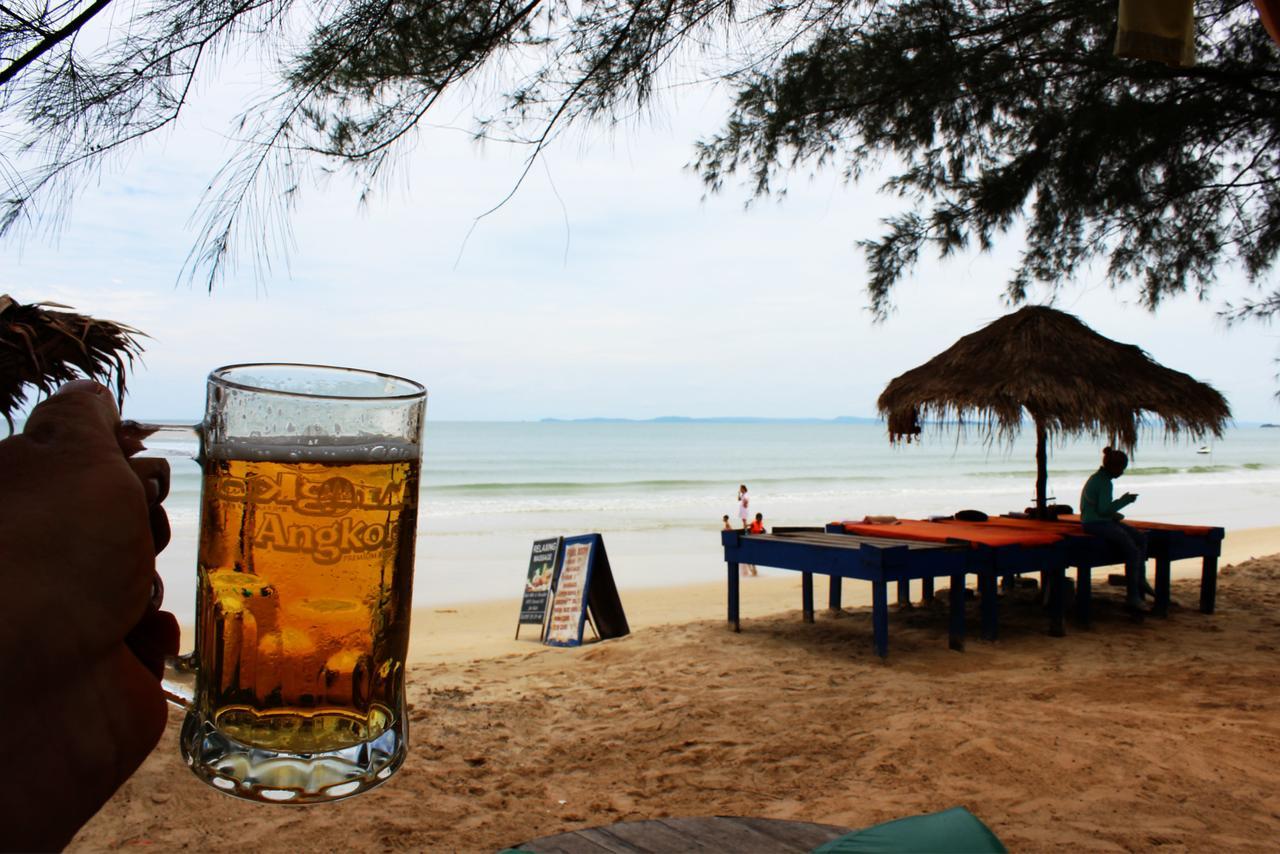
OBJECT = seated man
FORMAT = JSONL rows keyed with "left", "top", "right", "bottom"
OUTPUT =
{"left": 1080, "top": 446, "right": 1150, "bottom": 613}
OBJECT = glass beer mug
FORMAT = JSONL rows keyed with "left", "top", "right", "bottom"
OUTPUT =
{"left": 131, "top": 363, "right": 425, "bottom": 804}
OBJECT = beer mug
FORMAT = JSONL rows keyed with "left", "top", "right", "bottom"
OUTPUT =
{"left": 130, "top": 363, "right": 425, "bottom": 804}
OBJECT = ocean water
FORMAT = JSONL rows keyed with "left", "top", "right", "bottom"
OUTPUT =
{"left": 148, "top": 421, "right": 1280, "bottom": 624}
{"left": 416, "top": 421, "right": 1279, "bottom": 519}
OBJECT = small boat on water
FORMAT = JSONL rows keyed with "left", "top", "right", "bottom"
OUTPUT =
{"left": 1196, "top": 446, "right": 1212, "bottom": 455}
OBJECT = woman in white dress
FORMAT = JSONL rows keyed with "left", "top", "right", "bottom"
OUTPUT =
{"left": 737, "top": 484, "right": 750, "bottom": 530}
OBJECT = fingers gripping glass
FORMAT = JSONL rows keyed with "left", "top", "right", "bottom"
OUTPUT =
{"left": 124, "top": 364, "right": 426, "bottom": 804}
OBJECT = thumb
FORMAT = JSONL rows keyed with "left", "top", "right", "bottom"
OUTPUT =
{"left": 22, "top": 380, "right": 122, "bottom": 450}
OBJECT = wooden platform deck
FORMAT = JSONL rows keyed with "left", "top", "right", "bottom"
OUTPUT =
{"left": 514, "top": 815, "right": 850, "bottom": 853}
{"left": 722, "top": 516, "right": 1223, "bottom": 658}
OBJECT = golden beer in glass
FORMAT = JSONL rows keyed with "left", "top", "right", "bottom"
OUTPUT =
{"left": 196, "top": 452, "right": 418, "bottom": 753}
{"left": 150, "top": 363, "right": 425, "bottom": 803}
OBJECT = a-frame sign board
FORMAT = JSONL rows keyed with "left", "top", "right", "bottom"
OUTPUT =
{"left": 516, "top": 537, "right": 562, "bottom": 640}
{"left": 543, "top": 533, "right": 630, "bottom": 647}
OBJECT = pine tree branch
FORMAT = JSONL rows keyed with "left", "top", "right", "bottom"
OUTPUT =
{"left": 0, "top": 0, "right": 114, "bottom": 87}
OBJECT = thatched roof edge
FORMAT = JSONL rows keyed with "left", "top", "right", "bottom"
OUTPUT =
{"left": 876, "top": 306, "right": 1231, "bottom": 450}
{"left": 0, "top": 296, "right": 146, "bottom": 429}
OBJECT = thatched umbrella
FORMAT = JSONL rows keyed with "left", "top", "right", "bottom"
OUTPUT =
{"left": 877, "top": 305, "right": 1231, "bottom": 517}
{"left": 0, "top": 295, "right": 145, "bottom": 431}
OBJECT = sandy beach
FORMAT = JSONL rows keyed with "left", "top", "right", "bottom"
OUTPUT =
{"left": 67, "top": 526, "right": 1280, "bottom": 852}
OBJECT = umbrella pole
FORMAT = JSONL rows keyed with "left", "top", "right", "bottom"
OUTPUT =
{"left": 1035, "top": 420, "right": 1048, "bottom": 519}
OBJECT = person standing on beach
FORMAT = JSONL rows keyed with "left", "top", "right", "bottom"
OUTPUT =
{"left": 737, "top": 484, "right": 751, "bottom": 530}
{"left": 1080, "top": 446, "right": 1150, "bottom": 613}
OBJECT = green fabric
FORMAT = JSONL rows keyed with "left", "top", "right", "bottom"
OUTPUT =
{"left": 1080, "top": 467, "right": 1134, "bottom": 523}
{"left": 812, "top": 807, "right": 1006, "bottom": 854}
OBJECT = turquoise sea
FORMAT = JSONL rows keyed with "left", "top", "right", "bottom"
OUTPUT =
{"left": 146, "top": 420, "right": 1279, "bottom": 624}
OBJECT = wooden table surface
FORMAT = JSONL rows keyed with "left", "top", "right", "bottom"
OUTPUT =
{"left": 513, "top": 816, "right": 851, "bottom": 853}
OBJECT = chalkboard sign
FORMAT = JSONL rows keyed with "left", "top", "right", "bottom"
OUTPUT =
{"left": 516, "top": 537, "right": 562, "bottom": 640}
{"left": 544, "top": 533, "right": 630, "bottom": 647}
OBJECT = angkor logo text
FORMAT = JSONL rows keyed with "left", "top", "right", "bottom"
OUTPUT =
{"left": 253, "top": 513, "right": 399, "bottom": 564}
{"left": 212, "top": 471, "right": 406, "bottom": 516}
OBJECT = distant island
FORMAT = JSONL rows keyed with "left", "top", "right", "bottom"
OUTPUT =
{"left": 539, "top": 415, "right": 882, "bottom": 424}
{"left": 1263, "top": 423, "right": 1278, "bottom": 429}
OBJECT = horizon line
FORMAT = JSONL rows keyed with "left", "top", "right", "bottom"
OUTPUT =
{"left": 94, "top": 415, "right": 1275, "bottom": 427}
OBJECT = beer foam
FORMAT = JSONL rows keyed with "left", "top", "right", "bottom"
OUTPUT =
{"left": 206, "top": 436, "right": 420, "bottom": 463}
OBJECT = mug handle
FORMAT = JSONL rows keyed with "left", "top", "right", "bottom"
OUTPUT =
{"left": 121, "top": 420, "right": 203, "bottom": 710}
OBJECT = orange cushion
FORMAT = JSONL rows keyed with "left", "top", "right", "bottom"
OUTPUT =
{"left": 1056, "top": 514, "right": 1218, "bottom": 536}
{"left": 837, "top": 519, "right": 1064, "bottom": 548}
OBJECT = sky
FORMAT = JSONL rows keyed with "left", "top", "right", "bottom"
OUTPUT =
{"left": 4, "top": 40, "right": 1279, "bottom": 423}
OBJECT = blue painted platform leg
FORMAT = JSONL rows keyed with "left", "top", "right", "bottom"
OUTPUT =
{"left": 802, "top": 572, "right": 814, "bottom": 623}
{"left": 1154, "top": 556, "right": 1171, "bottom": 618}
{"left": 897, "top": 579, "right": 911, "bottom": 607}
{"left": 1048, "top": 566, "right": 1066, "bottom": 637}
{"left": 727, "top": 562, "right": 740, "bottom": 632}
{"left": 872, "top": 580, "right": 889, "bottom": 659}
{"left": 979, "top": 572, "right": 998, "bottom": 641}
{"left": 1200, "top": 555, "right": 1218, "bottom": 614}
{"left": 1074, "top": 566, "right": 1092, "bottom": 627}
{"left": 948, "top": 574, "right": 966, "bottom": 652}
{"left": 922, "top": 576, "right": 935, "bottom": 604}
{"left": 829, "top": 576, "right": 842, "bottom": 613}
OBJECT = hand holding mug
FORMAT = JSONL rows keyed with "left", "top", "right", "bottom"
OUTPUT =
{"left": 0, "top": 380, "right": 178, "bottom": 850}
